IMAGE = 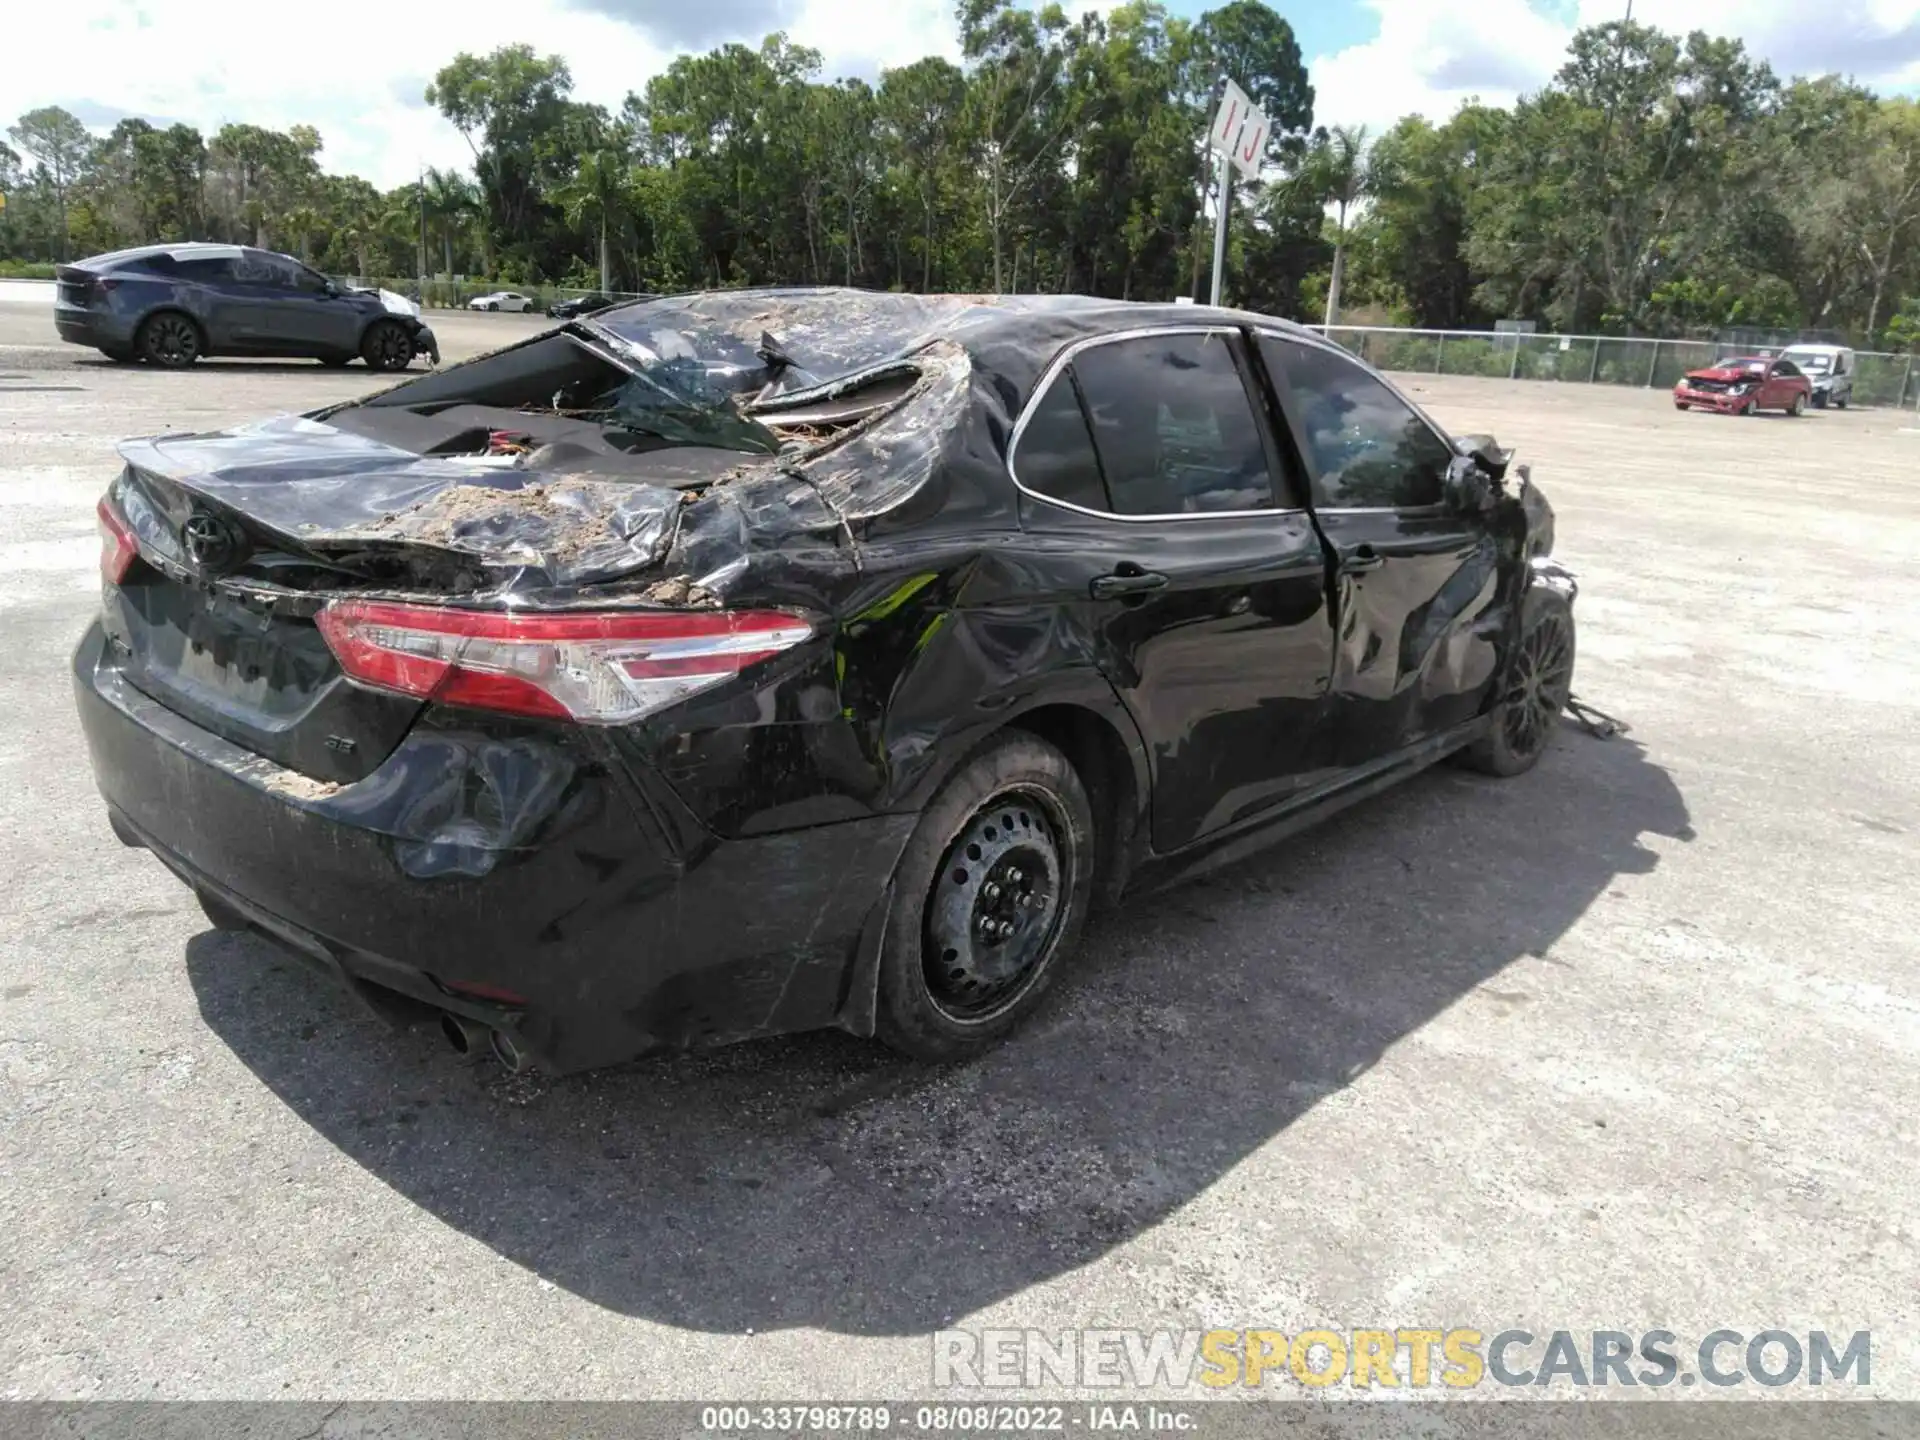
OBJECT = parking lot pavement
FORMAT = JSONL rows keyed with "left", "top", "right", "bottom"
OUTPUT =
{"left": 2, "top": 344, "right": 1917, "bottom": 1401}
{"left": 0, "top": 301, "right": 552, "bottom": 371}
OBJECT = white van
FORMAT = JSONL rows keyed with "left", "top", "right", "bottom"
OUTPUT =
{"left": 1778, "top": 345, "right": 1854, "bottom": 409}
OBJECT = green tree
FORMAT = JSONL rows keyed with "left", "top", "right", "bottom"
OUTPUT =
{"left": 422, "top": 166, "right": 479, "bottom": 276}
{"left": 961, "top": 0, "right": 1078, "bottom": 291}
{"left": 554, "top": 146, "right": 628, "bottom": 292}
{"left": 1855, "top": 99, "right": 1920, "bottom": 336}
{"left": 427, "top": 45, "right": 574, "bottom": 268}
{"left": 1468, "top": 23, "right": 1780, "bottom": 332}
{"left": 878, "top": 57, "right": 970, "bottom": 290}
{"left": 1309, "top": 123, "right": 1370, "bottom": 325}
{"left": 8, "top": 106, "right": 92, "bottom": 260}
{"left": 1366, "top": 107, "right": 1505, "bottom": 328}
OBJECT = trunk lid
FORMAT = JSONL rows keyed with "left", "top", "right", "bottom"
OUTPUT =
{"left": 102, "top": 416, "right": 755, "bottom": 781}
{"left": 55, "top": 264, "right": 105, "bottom": 309}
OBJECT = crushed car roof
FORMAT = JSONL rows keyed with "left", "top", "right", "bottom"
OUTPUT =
{"left": 590, "top": 287, "right": 1307, "bottom": 400}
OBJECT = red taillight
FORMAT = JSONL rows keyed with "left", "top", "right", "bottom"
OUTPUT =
{"left": 97, "top": 495, "right": 138, "bottom": 585}
{"left": 314, "top": 599, "right": 813, "bottom": 723}
{"left": 440, "top": 979, "right": 528, "bottom": 1005}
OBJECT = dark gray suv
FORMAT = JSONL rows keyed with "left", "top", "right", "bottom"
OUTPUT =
{"left": 53, "top": 243, "right": 439, "bottom": 370}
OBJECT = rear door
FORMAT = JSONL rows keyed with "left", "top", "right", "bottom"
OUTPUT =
{"left": 1257, "top": 331, "right": 1507, "bottom": 767}
{"left": 169, "top": 255, "right": 248, "bottom": 348}
{"left": 1012, "top": 327, "right": 1338, "bottom": 853}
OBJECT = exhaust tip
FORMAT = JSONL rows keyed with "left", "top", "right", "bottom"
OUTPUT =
{"left": 439, "top": 1011, "right": 482, "bottom": 1056}
{"left": 488, "top": 1027, "right": 529, "bottom": 1073}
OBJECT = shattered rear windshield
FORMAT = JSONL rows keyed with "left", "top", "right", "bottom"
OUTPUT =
{"left": 598, "top": 343, "right": 780, "bottom": 454}
{"left": 595, "top": 291, "right": 984, "bottom": 400}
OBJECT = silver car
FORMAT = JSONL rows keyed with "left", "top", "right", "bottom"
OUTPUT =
{"left": 1778, "top": 345, "right": 1854, "bottom": 409}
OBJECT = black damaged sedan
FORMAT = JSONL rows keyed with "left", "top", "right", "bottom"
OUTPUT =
{"left": 75, "top": 289, "right": 1576, "bottom": 1073}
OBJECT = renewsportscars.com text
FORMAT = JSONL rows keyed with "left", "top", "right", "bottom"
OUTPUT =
{"left": 931, "top": 1328, "right": 1871, "bottom": 1390}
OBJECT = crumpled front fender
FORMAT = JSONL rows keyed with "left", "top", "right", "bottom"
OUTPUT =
{"left": 1530, "top": 555, "right": 1577, "bottom": 606}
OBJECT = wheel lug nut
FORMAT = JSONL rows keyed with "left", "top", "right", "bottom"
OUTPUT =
{"left": 982, "top": 882, "right": 1000, "bottom": 900}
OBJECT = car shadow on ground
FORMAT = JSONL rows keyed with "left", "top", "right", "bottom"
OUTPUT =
{"left": 186, "top": 722, "right": 1691, "bottom": 1337}
{"left": 67, "top": 359, "right": 421, "bottom": 376}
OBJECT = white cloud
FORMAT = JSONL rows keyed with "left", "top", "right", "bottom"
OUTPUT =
{"left": 1311, "top": 0, "right": 1920, "bottom": 135}
{"left": 1309, "top": 0, "right": 1573, "bottom": 133}
{"left": 1579, "top": 0, "right": 1920, "bottom": 88}
{"left": 6, "top": 0, "right": 961, "bottom": 189}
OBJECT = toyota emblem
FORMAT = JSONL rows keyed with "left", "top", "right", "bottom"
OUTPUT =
{"left": 181, "top": 509, "right": 246, "bottom": 575}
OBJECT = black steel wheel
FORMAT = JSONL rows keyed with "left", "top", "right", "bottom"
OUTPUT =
{"left": 876, "top": 732, "right": 1095, "bottom": 1060}
{"left": 1456, "top": 587, "right": 1576, "bottom": 778}
{"left": 922, "top": 789, "right": 1067, "bottom": 1023}
{"left": 360, "top": 319, "right": 415, "bottom": 372}
{"left": 137, "top": 312, "right": 203, "bottom": 368}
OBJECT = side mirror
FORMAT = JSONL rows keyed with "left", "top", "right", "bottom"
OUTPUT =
{"left": 1452, "top": 433, "right": 1511, "bottom": 480}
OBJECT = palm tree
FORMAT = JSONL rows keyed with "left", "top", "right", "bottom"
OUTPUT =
{"left": 281, "top": 203, "right": 323, "bottom": 265}
{"left": 1315, "top": 124, "right": 1372, "bottom": 327}
{"left": 422, "top": 167, "right": 478, "bottom": 277}
{"left": 555, "top": 149, "right": 628, "bottom": 294}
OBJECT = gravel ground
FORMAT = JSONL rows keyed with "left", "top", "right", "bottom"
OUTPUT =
{"left": 2, "top": 304, "right": 1916, "bottom": 1404}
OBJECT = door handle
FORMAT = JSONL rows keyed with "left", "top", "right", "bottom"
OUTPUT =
{"left": 1341, "top": 545, "right": 1384, "bottom": 575}
{"left": 1089, "top": 567, "right": 1169, "bottom": 600}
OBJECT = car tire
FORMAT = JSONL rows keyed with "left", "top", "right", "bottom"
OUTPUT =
{"left": 1674, "top": 401, "right": 1689, "bottom": 410}
{"left": 486, "top": 302, "right": 499, "bottom": 312}
{"left": 360, "top": 319, "right": 414, "bottom": 372}
{"left": 1739, "top": 399, "right": 1757, "bottom": 416}
{"left": 1789, "top": 392, "right": 1806, "bottom": 416}
{"left": 1812, "top": 391, "right": 1828, "bottom": 409}
{"left": 136, "top": 311, "right": 204, "bottom": 368}
{"left": 1835, "top": 396, "right": 1848, "bottom": 410}
{"left": 1456, "top": 586, "right": 1576, "bottom": 779}
{"left": 875, "top": 731, "right": 1096, "bottom": 1062}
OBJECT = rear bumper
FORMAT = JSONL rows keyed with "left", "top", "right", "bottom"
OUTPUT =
{"left": 55, "top": 306, "right": 134, "bottom": 350}
{"left": 72, "top": 623, "right": 913, "bottom": 1072}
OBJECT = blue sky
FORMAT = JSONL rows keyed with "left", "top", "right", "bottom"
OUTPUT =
{"left": 9, "top": 0, "right": 1920, "bottom": 189}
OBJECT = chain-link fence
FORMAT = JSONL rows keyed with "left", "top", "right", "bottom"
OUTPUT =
{"left": 1319, "top": 326, "right": 1920, "bottom": 409}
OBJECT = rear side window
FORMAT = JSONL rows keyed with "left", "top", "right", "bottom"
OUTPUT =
{"left": 1261, "top": 336, "right": 1452, "bottom": 509}
{"left": 174, "top": 257, "right": 234, "bottom": 283}
{"left": 1015, "top": 373, "right": 1107, "bottom": 512}
{"left": 1070, "top": 332, "right": 1274, "bottom": 515}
